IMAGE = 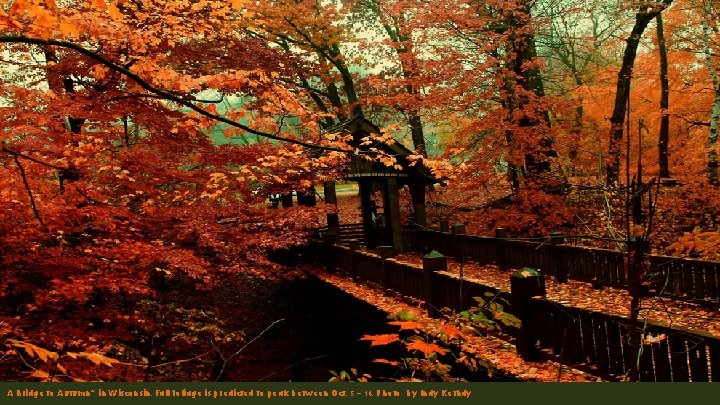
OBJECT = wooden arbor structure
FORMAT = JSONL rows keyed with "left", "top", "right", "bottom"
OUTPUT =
{"left": 328, "top": 116, "right": 437, "bottom": 252}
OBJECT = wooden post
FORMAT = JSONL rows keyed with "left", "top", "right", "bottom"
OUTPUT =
{"left": 323, "top": 181, "right": 337, "bottom": 205}
{"left": 495, "top": 227, "right": 509, "bottom": 270}
{"left": 379, "top": 245, "right": 395, "bottom": 288}
{"left": 281, "top": 192, "right": 293, "bottom": 208}
{"left": 327, "top": 212, "right": 339, "bottom": 231}
{"left": 378, "top": 245, "right": 395, "bottom": 259}
{"left": 439, "top": 219, "right": 449, "bottom": 233}
{"left": 453, "top": 222, "right": 467, "bottom": 311}
{"left": 550, "top": 231, "right": 567, "bottom": 283}
{"left": 452, "top": 222, "right": 466, "bottom": 261}
{"left": 323, "top": 231, "right": 338, "bottom": 244}
{"left": 626, "top": 236, "right": 650, "bottom": 382}
{"left": 410, "top": 181, "right": 427, "bottom": 227}
{"left": 423, "top": 250, "right": 447, "bottom": 318}
{"left": 510, "top": 267, "right": 546, "bottom": 361}
{"left": 384, "top": 178, "right": 404, "bottom": 253}
{"left": 452, "top": 222, "right": 466, "bottom": 235}
{"left": 495, "top": 228, "right": 509, "bottom": 238}
{"left": 359, "top": 180, "right": 376, "bottom": 249}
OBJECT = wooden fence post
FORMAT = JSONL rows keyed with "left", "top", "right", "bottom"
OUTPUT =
{"left": 550, "top": 232, "right": 567, "bottom": 283}
{"left": 323, "top": 181, "right": 337, "bottom": 205}
{"left": 626, "top": 236, "right": 650, "bottom": 381}
{"left": 452, "top": 222, "right": 466, "bottom": 260}
{"left": 379, "top": 245, "right": 395, "bottom": 288}
{"left": 423, "top": 250, "right": 447, "bottom": 318}
{"left": 325, "top": 212, "right": 340, "bottom": 244}
{"left": 439, "top": 219, "right": 449, "bottom": 233}
{"left": 510, "top": 267, "right": 546, "bottom": 361}
{"left": 495, "top": 227, "right": 509, "bottom": 270}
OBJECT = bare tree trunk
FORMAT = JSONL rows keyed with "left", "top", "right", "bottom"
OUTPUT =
{"left": 702, "top": 0, "right": 720, "bottom": 184}
{"left": 607, "top": 1, "right": 673, "bottom": 185}
{"left": 657, "top": 14, "right": 671, "bottom": 178}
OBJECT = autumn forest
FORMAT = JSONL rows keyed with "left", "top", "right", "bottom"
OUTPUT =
{"left": 1, "top": 0, "right": 720, "bottom": 383}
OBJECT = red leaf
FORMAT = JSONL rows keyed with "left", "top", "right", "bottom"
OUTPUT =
{"left": 405, "top": 340, "right": 447, "bottom": 357}
{"left": 359, "top": 334, "right": 400, "bottom": 347}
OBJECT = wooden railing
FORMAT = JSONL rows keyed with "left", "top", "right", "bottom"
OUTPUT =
{"left": 319, "top": 243, "right": 720, "bottom": 382}
{"left": 413, "top": 229, "right": 720, "bottom": 305}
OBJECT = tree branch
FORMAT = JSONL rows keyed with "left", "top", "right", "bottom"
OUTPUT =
{"left": 0, "top": 35, "right": 351, "bottom": 154}
{"left": 12, "top": 155, "right": 47, "bottom": 231}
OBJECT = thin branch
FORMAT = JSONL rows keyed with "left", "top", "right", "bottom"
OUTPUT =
{"left": 2, "top": 147, "right": 67, "bottom": 171}
{"left": 214, "top": 318, "right": 286, "bottom": 381}
{"left": 258, "top": 355, "right": 328, "bottom": 381}
{"left": 13, "top": 155, "right": 47, "bottom": 231}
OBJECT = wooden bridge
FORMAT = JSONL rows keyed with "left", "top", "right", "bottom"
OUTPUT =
{"left": 314, "top": 229, "right": 720, "bottom": 382}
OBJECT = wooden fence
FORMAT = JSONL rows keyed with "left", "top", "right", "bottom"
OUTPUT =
{"left": 413, "top": 229, "right": 720, "bottom": 305}
{"left": 320, "top": 243, "right": 720, "bottom": 382}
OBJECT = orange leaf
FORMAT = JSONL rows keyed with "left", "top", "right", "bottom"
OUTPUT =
{"left": 437, "top": 324, "right": 466, "bottom": 340}
{"left": 29, "top": 370, "right": 50, "bottom": 381}
{"left": 107, "top": 4, "right": 123, "bottom": 20}
{"left": 388, "top": 321, "right": 424, "bottom": 331}
{"left": 68, "top": 351, "right": 119, "bottom": 367}
{"left": 372, "top": 358, "right": 401, "bottom": 366}
{"left": 405, "top": 340, "right": 447, "bottom": 357}
{"left": 59, "top": 21, "right": 79, "bottom": 38}
{"left": 359, "top": 334, "right": 400, "bottom": 347}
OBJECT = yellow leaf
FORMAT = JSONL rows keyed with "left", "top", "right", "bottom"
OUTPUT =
{"left": 230, "top": 0, "right": 244, "bottom": 9}
{"left": 9, "top": 340, "right": 59, "bottom": 363}
{"left": 29, "top": 370, "right": 50, "bottom": 381}
{"left": 68, "top": 351, "right": 119, "bottom": 367}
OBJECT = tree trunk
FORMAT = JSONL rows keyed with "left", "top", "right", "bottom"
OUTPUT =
{"left": 702, "top": 0, "right": 720, "bottom": 185}
{"left": 657, "top": 14, "right": 671, "bottom": 178}
{"left": 607, "top": 2, "right": 673, "bottom": 185}
{"left": 408, "top": 113, "right": 426, "bottom": 156}
{"left": 512, "top": 2, "right": 556, "bottom": 179}
{"left": 376, "top": 7, "right": 428, "bottom": 156}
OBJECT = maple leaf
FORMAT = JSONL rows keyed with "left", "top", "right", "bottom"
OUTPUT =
{"left": 437, "top": 324, "right": 466, "bottom": 340}
{"left": 388, "top": 321, "right": 424, "bottom": 331}
{"left": 9, "top": 340, "right": 59, "bottom": 363}
{"left": 359, "top": 334, "right": 400, "bottom": 346}
{"left": 404, "top": 340, "right": 447, "bottom": 357}
{"left": 67, "top": 351, "right": 119, "bottom": 367}
{"left": 29, "top": 370, "right": 51, "bottom": 381}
